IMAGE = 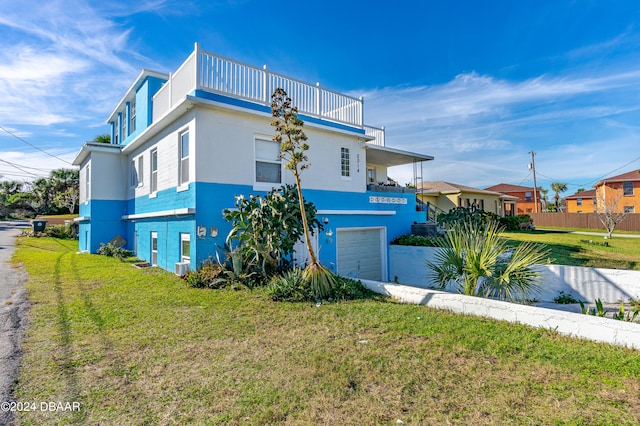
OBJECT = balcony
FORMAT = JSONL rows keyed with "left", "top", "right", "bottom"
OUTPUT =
{"left": 153, "top": 42, "right": 366, "bottom": 130}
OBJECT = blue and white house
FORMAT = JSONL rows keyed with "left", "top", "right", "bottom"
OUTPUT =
{"left": 73, "top": 43, "right": 433, "bottom": 281}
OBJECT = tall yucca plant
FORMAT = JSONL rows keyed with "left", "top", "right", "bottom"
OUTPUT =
{"left": 426, "top": 220, "right": 550, "bottom": 301}
{"left": 271, "top": 88, "right": 336, "bottom": 299}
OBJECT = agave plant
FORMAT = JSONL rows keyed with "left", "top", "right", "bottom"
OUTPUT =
{"left": 426, "top": 220, "right": 550, "bottom": 301}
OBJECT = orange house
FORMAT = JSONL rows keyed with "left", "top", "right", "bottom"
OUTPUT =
{"left": 565, "top": 189, "right": 597, "bottom": 213}
{"left": 594, "top": 169, "right": 640, "bottom": 214}
{"left": 484, "top": 183, "right": 542, "bottom": 214}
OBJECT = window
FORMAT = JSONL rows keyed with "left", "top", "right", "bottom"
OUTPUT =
{"left": 525, "top": 191, "right": 532, "bottom": 201}
{"left": 624, "top": 206, "right": 635, "bottom": 214}
{"left": 85, "top": 165, "right": 90, "bottom": 200}
{"left": 341, "top": 147, "right": 350, "bottom": 177}
{"left": 130, "top": 160, "right": 138, "bottom": 187}
{"left": 151, "top": 232, "right": 158, "bottom": 266}
{"left": 180, "top": 233, "right": 190, "bottom": 263}
{"left": 367, "top": 168, "right": 376, "bottom": 184}
{"left": 479, "top": 199, "right": 484, "bottom": 210}
{"left": 623, "top": 182, "right": 634, "bottom": 196}
{"left": 255, "top": 138, "right": 281, "bottom": 183}
{"left": 122, "top": 109, "right": 127, "bottom": 138}
{"left": 130, "top": 102, "right": 136, "bottom": 133}
{"left": 151, "top": 149, "right": 158, "bottom": 193}
{"left": 138, "top": 156, "right": 144, "bottom": 186}
{"left": 577, "top": 198, "right": 583, "bottom": 206}
{"left": 179, "top": 131, "right": 190, "bottom": 185}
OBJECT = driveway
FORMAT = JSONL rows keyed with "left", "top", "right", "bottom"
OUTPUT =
{"left": 0, "top": 221, "right": 30, "bottom": 425}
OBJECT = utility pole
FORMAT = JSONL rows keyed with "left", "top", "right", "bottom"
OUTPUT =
{"left": 529, "top": 151, "right": 538, "bottom": 213}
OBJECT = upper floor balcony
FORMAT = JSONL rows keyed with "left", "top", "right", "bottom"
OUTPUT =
{"left": 152, "top": 42, "right": 384, "bottom": 145}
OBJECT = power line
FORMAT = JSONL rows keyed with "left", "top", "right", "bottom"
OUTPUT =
{"left": 0, "top": 158, "right": 41, "bottom": 178}
{"left": 583, "top": 155, "right": 640, "bottom": 187}
{"left": 0, "top": 125, "right": 73, "bottom": 165}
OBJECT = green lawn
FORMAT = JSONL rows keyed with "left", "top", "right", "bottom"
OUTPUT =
{"left": 503, "top": 230, "right": 640, "bottom": 270}
{"left": 12, "top": 237, "right": 640, "bottom": 425}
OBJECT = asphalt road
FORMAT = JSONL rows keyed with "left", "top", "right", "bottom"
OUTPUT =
{"left": 0, "top": 221, "right": 30, "bottom": 426}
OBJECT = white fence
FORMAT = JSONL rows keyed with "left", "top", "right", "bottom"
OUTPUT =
{"left": 388, "top": 245, "right": 640, "bottom": 303}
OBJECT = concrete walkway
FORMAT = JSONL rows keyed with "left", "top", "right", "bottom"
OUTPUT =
{"left": 0, "top": 221, "right": 30, "bottom": 426}
{"left": 536, "top": 228, "right": 640, "bottom": 238}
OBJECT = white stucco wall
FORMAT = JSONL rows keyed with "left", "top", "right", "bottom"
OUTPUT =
{"left": 389, "top": 245, "right": 640, "bottom": 303}
{"left": 194, "top": 107, "right": 367, "bottom": 192}
{"left": 360, "top": 280, "right": 640, "bottom": 350}
{"left": 87, "top": 150, "right": 127, "bottom": 201}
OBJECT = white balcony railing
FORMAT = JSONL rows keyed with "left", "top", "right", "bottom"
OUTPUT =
{"left": 153, "top": 43, "right": 364, "bottom": 128}
{"left": 364, "top": 125, "right": 385, "bottom": 146}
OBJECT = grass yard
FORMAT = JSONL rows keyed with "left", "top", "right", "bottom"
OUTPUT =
{"left": 12, "top": 237, "right": 640, "bottom": 425}
{"left": 503, "top": 230, "right": 640, "bottom": 270}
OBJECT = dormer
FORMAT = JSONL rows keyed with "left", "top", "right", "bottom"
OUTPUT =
{"left": 107, "top": 69, "right": 169, "bottom": 146}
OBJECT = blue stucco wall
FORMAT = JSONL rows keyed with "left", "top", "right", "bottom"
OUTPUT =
{"left": 78, "top": 199, "right": 127, "bottom": 253}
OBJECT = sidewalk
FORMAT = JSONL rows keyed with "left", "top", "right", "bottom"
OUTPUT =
{"left": 536, "top": 228, "right": 640, "bottom": 238}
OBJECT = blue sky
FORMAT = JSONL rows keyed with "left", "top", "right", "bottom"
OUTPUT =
{"left": 1, "top": 0, "right": 640, "bottom": 195}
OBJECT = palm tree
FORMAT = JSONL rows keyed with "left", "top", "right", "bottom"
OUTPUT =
{"left": 550, "top": 182, "right": 568, "bottom": 211}
{"left": 540, "top": 188, "right": 549, "bottom": 211}
{"left": 426, "top": 220, "right": 550, "bottom": 301}
{"left": 92, "top": 134, "right": 111, "bottom": 144}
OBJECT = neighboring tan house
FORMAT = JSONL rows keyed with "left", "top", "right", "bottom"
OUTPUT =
{"left": 72, "top": 42, "right": 433, "bottom": 281}
{"left": 484, "top": 183, "right": 542, "bottom": 214}
{"left": 565, "top": 189, "right": 597, "bottom": 213}
{"left": 594, "top": 169, "right": 640, "bottom": 214}
{"left": 417, "top": 181, "right": 517, "bottom": 217}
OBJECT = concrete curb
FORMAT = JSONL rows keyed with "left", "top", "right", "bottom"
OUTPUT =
{"left": 360, "top": 279, "right": 640, "bottom": 350}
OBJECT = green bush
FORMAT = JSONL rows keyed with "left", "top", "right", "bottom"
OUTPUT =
{"left": 438, "top": 207, "right": 500, "bottom": 230}
{"left": 97, "top": 243, "right": 133, "bottom": 261}
{"left": 500, "top": 214, "right": 533, "bottom": 231}
{"left": 267, "top": 268, "right": 374, "bottom": 302}
{"left": 183, "top": 257, "right": 228, "bottom": 289}
{"left": 391, "top": 234, "right": 438, "bottom": 246}
{"left": 42, "top": 225, "right": 74, "bottom": 239}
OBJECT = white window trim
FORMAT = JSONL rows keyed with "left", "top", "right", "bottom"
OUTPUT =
{"left": 180, "top": 233, "right": 191, "bottom": 263}
{"left": 341, "top": 147, "right": 351, "bottom": 181}
{"left": 151, "top": 231, "right": 158, "bottom": 267}
{"left": 254, "top": 137, "right": 283, "bottom": 190}
{"left": 150, "top": 148, "right": 158, "bottom": 196}
{"left": 137, "top": 156, "right": 144, "bottom": 188}
{"left": 178, "top": 129, "right": 190, "bottom": 188}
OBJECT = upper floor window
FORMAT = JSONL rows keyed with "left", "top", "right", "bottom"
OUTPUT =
{"left": 179, "top": 131, "right": 190, "bottom": 186}
{"left": 85, "top": 165, "right": 90, "bottom": 200}
{"left": 122, "top": 110, "right": 128, "bottom": 138}
{"left": 255, "top": 138, "right": 281, "bottom": 184}
{"left": 130, "top": 102, "right": 136, "bottom": 133}
{"left": 137, "top": 156, "right": 144, "bottom": 186}
{"left": 130, "top": 159, "right": 138, "bottom": 187}
{"left": 341, "top": 147, "right": 350, "bottom": 177}
{"left": 525, "top": 191, "right": 532, "bottom": 201}
{"left": 151, "top": 149, "right": 158, "bottom": 193}
{"left": 624, "top": 205, "right": 635, "bottom": 214}
{"left": 623, "top": 182, "right": 634, "bottom": 196}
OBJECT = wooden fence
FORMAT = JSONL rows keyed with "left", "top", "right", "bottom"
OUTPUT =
{"left": 529, "top": 213, "right": 640, "bottom": 232}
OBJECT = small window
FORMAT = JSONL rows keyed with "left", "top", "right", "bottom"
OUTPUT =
{"left": 624, "top": 206, "right": 635, "bottom": 214}
{"left": 623, "top": 182, "right": 633, "bottom": 196}
{"left": 138, "top": 156, "right": 144, "bottom": 186}
{"left": 85, "top": 165, "right": 90, "bottom": 200}
{"left": 179, "top": 131, "right": 190, "bottom": 185}
{"left": 180, "top": 233, "right": 190, "bottom": 263}
{"left": 577, "top": 198, "right": 583, "bottom": 206}
{"left": 255, "top": 138, "right": 281, "bottom": 183}
{"left": 151, "top": 149, "right": 158, "bottom": 193}
{"left": 130, "top": 160, "right": 137, "bottom": 187}
{"left": 367, "top": 168, "right": 376, "bottom": 184}
{"left": 130, "top": 102, "right": 136, "bottom": 133}
{"left": 151, "top": 232, "right": 158, "bottom": 266}
{"left": 341, "top": 147, "right": 350, "bottom": 177}
{"left": 525, "top": 191, "right": 532, "bottom": 201}
{"left": 122, "top": 110, "right": 128, "bottom": 138}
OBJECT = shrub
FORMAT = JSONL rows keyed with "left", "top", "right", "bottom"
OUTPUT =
{"left": 267, "top": 268, "right": 374, "bottom": 302}
{"left": 438, "top": 207, "right": 499, "bottom": 230}
{"left": 391, "top": 234, "right": 439, "bottom": 246}
{"left": 97, "top": 243, "right": 133, "bottom": 261}
{"left": 500, "top": 214, "right": 533, "bottom": 231}
{"left": 42, "top": 224, "right": 74, "bottom": 239}
{"left": 183, "top": 257, "right": 228, "bottom": 289}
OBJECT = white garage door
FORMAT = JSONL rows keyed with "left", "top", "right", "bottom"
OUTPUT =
{"left": 337, "top": 228, "right": 385, "bottom": 281}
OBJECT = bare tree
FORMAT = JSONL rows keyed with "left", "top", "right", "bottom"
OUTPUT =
{"left": 595, "top": 186, "right": 630, "bottom": 238}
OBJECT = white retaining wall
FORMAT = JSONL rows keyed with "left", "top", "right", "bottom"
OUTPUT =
{"left": 389, "top": 245, "right": 640, "bottom": 303}
{"left": 361, "top": 280, "right": 640, "bottom": 350}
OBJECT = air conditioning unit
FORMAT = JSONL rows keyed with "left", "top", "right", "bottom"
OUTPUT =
{"left": 175, "top": 262, "right": 190, "bottom": 276}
